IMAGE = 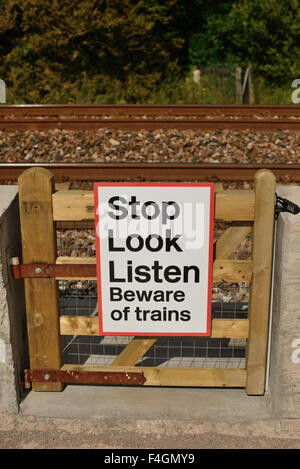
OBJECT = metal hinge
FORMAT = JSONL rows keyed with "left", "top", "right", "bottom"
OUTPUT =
{"left": 275, "top": 194, "right": 300, "bottom": 219}
{"left": 24, "top": 369, "right": 145, "bottom": 388}
{"left": 11, "top": 259, "right": 96, "bottom": 279}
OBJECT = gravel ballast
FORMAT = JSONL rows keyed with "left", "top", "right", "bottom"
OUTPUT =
{"left": 0, "top": 129, "right": 299, "bottom": 165}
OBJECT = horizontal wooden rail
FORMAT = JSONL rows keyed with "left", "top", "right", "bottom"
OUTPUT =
{"left": 55, "top": 256, "right": 252, "bottom": 282}
{"left": 52, "top": 190, "right": 255, "bottom": 222}
{"left": 61, "top": 364, "right": 246, "bottom": 387}
{"left": 59, "top": 316, "right": 249, "bottom": 338}
{"left": 211, "top": 319, "right": 249, "bottom": 338}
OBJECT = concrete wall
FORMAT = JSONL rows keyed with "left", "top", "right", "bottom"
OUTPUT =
{"left": 0, "top": 186, "right": 28, "bottom": 412}
{"left": 269, "top": 186, "right": 300, "bottom": 418}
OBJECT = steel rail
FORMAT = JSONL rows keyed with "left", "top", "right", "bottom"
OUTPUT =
{"left": 0, "top": 118, "right": 299, "bottom": 131}
{"left": 0, "top": 104, "right": 299, "bottom": 116}
{"left": 1, "top": 163, "right": 299, "bottom": 182}
{"left": 0, "top": 105, "right": 299, "bottom": 131}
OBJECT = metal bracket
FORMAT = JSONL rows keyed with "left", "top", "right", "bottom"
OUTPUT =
{"left": 24, "top": 369, "right": 145, "bottom": 388}
{"left": 12, "top": 261, "right": 96, "bottom": 279}
{"left": 275, "top": 194, "right": 300, "bottom": 219}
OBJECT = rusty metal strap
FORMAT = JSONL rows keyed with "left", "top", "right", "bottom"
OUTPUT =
{"left": 24, "top": 369, "right": 145, "bottom": 388}
{"left": 13, "top": 263, "right": 97, "bottom": 279}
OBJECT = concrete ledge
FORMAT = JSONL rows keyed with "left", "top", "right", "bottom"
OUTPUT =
{"left": 20, "top": 385, "right": 272, "bottom": 422}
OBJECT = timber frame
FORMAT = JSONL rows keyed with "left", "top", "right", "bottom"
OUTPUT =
{"left": 17, "top": 167, "right": 276, "bottom": 395}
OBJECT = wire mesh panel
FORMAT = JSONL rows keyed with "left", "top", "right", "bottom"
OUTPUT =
{"left": 57, "top": 221, "right": 250, "bottom": 369}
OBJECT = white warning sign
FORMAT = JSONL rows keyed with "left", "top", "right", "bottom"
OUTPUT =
{"left": 94, "top": 183, "right": 214, "bottom": 336}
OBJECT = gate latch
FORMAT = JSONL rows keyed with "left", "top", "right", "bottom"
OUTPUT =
{"left": 275, "top": 194, "right": 300, "bottom": 219}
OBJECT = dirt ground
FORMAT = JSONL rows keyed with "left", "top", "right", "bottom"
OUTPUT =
{"left": 1, "top": 412, "right": 300, "bottom": 449}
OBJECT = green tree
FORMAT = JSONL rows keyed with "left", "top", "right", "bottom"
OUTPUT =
{"left": 0, "top": 0, "right": 299, "bottom": 103}
{"left": 189, "top": 0, "right": 300, "bottom": 84}
{"left": 0, "top": 0, "right": 187, "bottom": 102}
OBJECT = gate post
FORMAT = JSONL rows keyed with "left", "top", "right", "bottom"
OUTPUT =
{"left": 18, "top": 167, "right": 63, "bottom": 391}
{"left": 246, "top": 169, "right": 276, "bottom": 395}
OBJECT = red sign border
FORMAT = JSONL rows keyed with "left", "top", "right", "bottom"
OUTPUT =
{"left": 94, "top": 182, "right": 215, "bottom": 337}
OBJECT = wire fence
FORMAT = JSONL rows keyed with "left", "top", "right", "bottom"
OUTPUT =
{"left": 195, "top": 65, "right": 237, "bottom": 104}
{"left": 57, "top": 221, "right": 250, "bottom": 369}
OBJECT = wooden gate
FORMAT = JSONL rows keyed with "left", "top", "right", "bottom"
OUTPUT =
{"left": 17, "top": 167, "right": 276, "bottom": 395}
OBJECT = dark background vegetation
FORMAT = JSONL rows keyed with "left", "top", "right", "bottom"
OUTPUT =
{"left": 0, "top": 0, "right": 299, "bottom": 104}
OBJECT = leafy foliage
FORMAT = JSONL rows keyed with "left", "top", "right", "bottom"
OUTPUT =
{"left": 0, "top": 0, "right": 299, "bottom": 103}
{"left": 189, "top": 0, "right": 300, "bottom": 84}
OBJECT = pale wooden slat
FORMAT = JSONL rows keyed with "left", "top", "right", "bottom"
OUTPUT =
{"left": 59, "top": 316, "right": 249, "bottom": 339}
{"left": 211, "top": 319, "right": 249, "bottom": 338}
{"left": 52, "top": 190, "right": 255, "bottom": 221}
{"left": 246, "top": 169, "right": 276, "bottom": 396}
{"left": 214, "top": 182, "right": 224, "bottom": 192}
{"left": 18, "top": 167, "right": 63, "bottom": 391}
{"left": 215, "top": 191, "right": 255, "bottom": 221}
{"left": 56, "top": 256, "right": 252, "bottom": 283}
{"left": 216, "top": 223, "right": 252, "bottom": 259}
{"left": 60, "top": 316, "right": 99, "bottom": 335}
{"left": 112, "top": 337, "right": 158, "bottom": 366}
{"left": 53, "top": 190, "right": 95, "bottom": 221}
{"left": 56, "top": 256, "right": 96, "bottom": 280}
{"left": 61, "top": 364, "right": 246, "bottom": 387}
{"left": 57, "top": 257, "right": 96, "bottom": 264}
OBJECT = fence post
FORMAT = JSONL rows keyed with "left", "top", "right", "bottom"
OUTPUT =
{"left": 0, "top": 79, "right": 6, "bottom": 103}
{"left": 193, "top": 69, "right": 201, "bottom": 85}
{"left": 248, "top": 64, "right": 255, "bottom": 104}
{"left": 235, "top": 67, "right": 242, "bottom": 104}
{"left": 18, "top": 167, "right": 63, "bottom": 391}
{"left": 246, "top": 169, "right": 276, "bottom": 395}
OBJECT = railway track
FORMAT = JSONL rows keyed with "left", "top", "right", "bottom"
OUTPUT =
{"left": 1, "top": 163, "right": 300, "bottom": 182}
{"left": 1, "top": 119, "right": 299, "bottom": 131}
{"left": 0, "top": 105, "right": 299, "bottom": 131}
{"left": 1, "top": 104, "right": 299, "bottom": 116}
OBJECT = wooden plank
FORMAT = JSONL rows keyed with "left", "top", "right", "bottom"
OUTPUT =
{"left": 211, "top": 319, "right": 249, "bottom": 338}
{"left": 18, "top": 167, "right": 63, "bottom": 391}
{"left": 215, "top": 191, "right": 255, "bottom": 221}
{"left": 216, "top": 223, "right": 252, "bottom": 259}
{"left": 213, "top": 260, "right": 252, "bottom": 282}
{"left": 215, "top": 182, "right": 224, "bottom": 192}
{"left": 56, "top": 256, "right": 96, "bottom": 280}
{"left": 246, "top": 169, "right": 276, "bottom": 395}
{"left": 60, "top": 316, "right": 99, "bottom": 335}
{"left": 57, "top": 256, "right": 96, "bottom": 264}
{"left": 53, "top": 190, "right": 94, "bottom": 221}
{"left": 59, "top": 316, "right": 249, "bottom": 339}
{"left": 52, "top": 190, "right": 255, "bottom": 221}
{"left": 112, "top": 337, "right": 158, "bottom": 366}
{"left": 62, "top": 364, "right": 246, "bottom": 387}
{"left": 56, "top": 256, "right": 252, "bottom": 283}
